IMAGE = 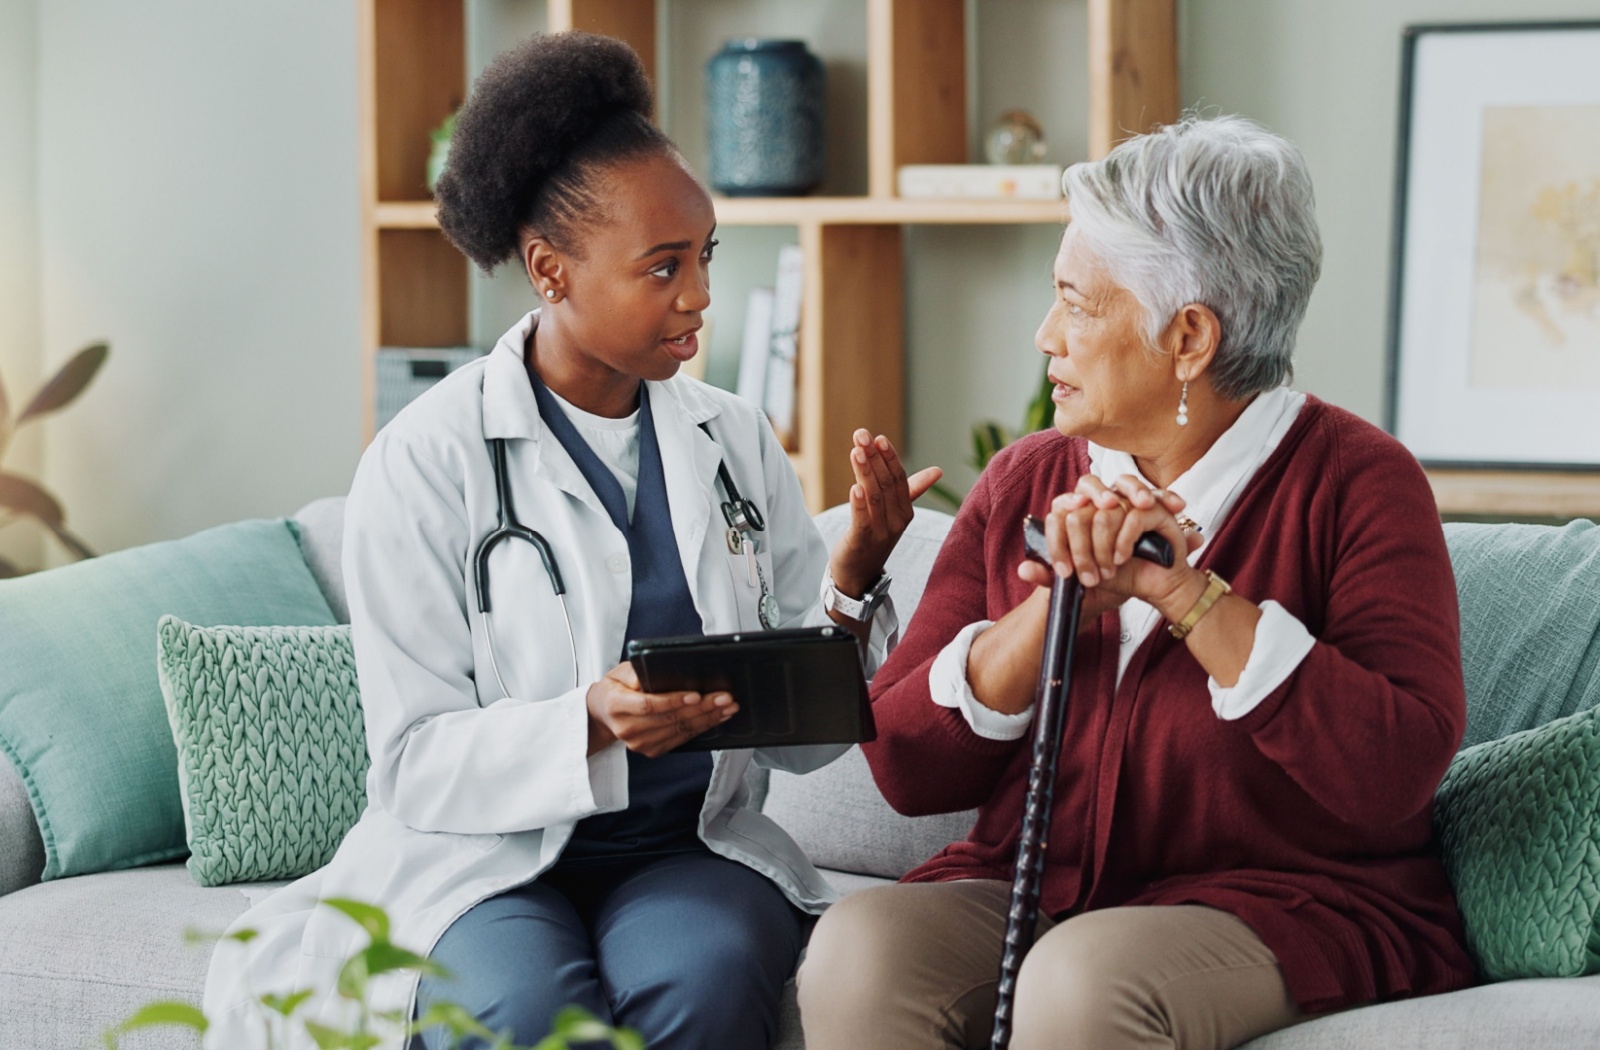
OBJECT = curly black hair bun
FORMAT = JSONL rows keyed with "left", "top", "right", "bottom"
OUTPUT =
{"left": 436, "top": 31, "right": 673, "bottom": 272}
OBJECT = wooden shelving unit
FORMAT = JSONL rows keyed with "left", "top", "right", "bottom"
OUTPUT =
{"left": 359, "top": 0, "right": 1178, "bottom": 509}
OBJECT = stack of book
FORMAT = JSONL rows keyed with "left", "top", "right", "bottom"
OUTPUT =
{"left": 736, "top": 244, "right": 805, "bottom": 450}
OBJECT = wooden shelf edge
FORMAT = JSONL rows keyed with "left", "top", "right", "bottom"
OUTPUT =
{"left": 1427, "top": 468, "right": 1600, "bottom": 519}
{"left": 374, "top": 197, "right": 1067, "bottom": 230}
{"left": 713, "top": 196, "right": 1067, "bottom": 226}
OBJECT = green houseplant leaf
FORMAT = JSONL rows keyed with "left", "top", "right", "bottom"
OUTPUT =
{"left": 321, "top": 898, "right": 391, "bottom": 943}
{"left": 531, "top": 1007, "right": 646, "bottom": 1050}
{"left": 971, "top": 421, "right": 1012, "bottom": 471}
{"left": 928, "top": 360, "right": 1060, "bottom": 512}
{"left": 1021, "top": 364, "right": 1056, "bottom": 435}
{"left": 304, "top": 1020, "right": 381, "bottom": 1050}
{"left": 410, "top": 1001, "right": 503, "bottom": 1045}
{"left": 112, "top": 900, "right": 643, "bottom": 1050}
{"left": 17, "top": 342, "right": 108, "bottom": 426}
{"left": 104, "top": 1001, "right": 208, "bottom": 1048}
{"left": 261, "top": 989, "right": 316, "bottom": 1018}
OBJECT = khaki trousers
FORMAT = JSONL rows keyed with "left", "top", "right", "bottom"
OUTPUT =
{"left": 796, "top": 880, "right": 1304, "bottom": 1050}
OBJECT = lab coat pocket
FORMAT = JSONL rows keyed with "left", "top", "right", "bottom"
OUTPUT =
{"left": 724, "top": 547, "right": 777, "bottom": 630}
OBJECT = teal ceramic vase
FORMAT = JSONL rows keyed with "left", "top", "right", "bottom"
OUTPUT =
{"left": 706, "top": 39, "right": 825, "bottom": 196}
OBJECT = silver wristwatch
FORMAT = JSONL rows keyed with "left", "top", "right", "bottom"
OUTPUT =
{"left": 822, "top": 570, "right": 891, "bottom": 623}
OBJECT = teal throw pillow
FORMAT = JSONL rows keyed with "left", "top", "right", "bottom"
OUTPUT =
{"left": 1445, "top": 520, "right": 1600, "bottom": 749}
{"left": 157, "top": 618, "right": 368, "bottom": 887}
{"left": 0, "top": 519, "right": 336, "bottom": 879}
{"left": 1434, "top": 703, "right": 1600, "bottom": 981}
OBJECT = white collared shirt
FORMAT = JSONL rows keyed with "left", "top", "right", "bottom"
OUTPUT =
{"left": 930, "top": 386, "right": 1318, "bottom": 740}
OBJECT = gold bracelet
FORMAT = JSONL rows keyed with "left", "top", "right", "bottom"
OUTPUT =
{"left": 1168, "top": 570, "right": 1232, "bottom": 640}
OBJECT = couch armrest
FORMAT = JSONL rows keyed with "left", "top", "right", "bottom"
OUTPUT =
{"left": 0, "top": 748, "right": 45, "bottom": 897}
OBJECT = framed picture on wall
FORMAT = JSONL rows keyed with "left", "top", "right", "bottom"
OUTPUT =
{"left": 1387, "top": 21, "right": 1600, "bottom": 470}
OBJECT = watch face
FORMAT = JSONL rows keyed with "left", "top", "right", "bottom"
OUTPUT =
{"left": 759, "top": 593, "right": 781, "bottom": 630}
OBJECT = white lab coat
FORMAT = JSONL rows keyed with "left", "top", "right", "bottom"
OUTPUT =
{"left": 201, "top": 312, "right": 896, "bottom": 1049}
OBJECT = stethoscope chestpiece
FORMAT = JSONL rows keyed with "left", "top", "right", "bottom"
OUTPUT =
{"left": 722, "top": 496, "right": 766, "bottom": 535}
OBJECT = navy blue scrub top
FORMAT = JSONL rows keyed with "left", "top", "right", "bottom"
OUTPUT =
{"left": 526, "top": 366, "right": 713, "bottom": 863}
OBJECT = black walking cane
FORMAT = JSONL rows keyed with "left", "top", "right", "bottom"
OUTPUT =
{"left": 988, "top": 515, "right": 1174, "bottom": 1050}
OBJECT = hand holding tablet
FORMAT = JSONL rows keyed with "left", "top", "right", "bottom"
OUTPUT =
{"left": 626, "top": 626, "right": 875, "bottom": 752}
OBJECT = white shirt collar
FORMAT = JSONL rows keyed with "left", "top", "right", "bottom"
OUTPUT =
{"left": 480, "top": 310, "right": 722, "bottom": 442}
{"left": 1088, "top": 385, "right": 1307, "bottom": 541}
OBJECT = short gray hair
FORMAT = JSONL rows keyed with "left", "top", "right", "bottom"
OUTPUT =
{"left": 1061, "top": 114, "right": 1322, "bottom": 400}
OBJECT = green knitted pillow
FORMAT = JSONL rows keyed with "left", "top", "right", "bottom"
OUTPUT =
{"left": 1434, "top": 703, "right": 1600, "bottom": 981}
{"left": 156, "top": 617, "right": 369, "bottom": 887}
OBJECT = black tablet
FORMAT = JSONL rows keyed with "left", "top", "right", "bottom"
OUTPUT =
{"left": 625, "top": 626, "right": 875, "bottom": 752}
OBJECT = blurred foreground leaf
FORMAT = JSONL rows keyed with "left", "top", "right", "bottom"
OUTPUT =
{"left": 18, "top": 342, "right": 108, "bottom": 425}
{"left": 104, "top": 1001, "right": 207, "bottom": 1048}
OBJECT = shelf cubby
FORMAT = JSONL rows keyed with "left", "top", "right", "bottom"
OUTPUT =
{"left": 360, "top": 0, "right": 1180, "bottom": 508}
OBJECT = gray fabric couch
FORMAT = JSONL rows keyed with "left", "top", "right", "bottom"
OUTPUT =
{"left": 2, "top": 497, "right": 1597, "bottom": 1049}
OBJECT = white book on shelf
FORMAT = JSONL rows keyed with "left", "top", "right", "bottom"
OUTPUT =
{"left": 897, "top": 163, "right": 1063, "bottom": 200}
{"left": 764, "top": 244, "right": 805, "bottom": 447}
{"left": 735, "top": 287, "right": 776, "bottom": 405}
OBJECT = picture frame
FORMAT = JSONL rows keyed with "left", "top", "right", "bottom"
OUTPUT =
{"left": 1386, "top": 21, "right": 1600, "bottom": 471}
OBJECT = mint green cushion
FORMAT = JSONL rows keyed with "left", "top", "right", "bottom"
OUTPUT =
{"left": 0, "top": 520, "right": 336, "bottom": 879}
{"left": 157, "top": 618, "right": 367, "bottom": 886}
{"left": 1434, "top": 703, "right": 1600, "bottom": 981}
{"left": 1445, "top": 520, "right": 1600, "bottom": 749}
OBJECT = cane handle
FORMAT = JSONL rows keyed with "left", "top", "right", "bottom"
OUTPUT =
{"left": 1021, "top": 515, "right": 1174, "bottom": 569}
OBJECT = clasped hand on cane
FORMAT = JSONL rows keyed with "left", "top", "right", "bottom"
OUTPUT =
{"left": 987, "top": 489, "right": 1180, "bottom": 1050}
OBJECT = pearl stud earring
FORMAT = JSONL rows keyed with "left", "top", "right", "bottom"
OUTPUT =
{"left": 545, "top": 289, "right": 557, "bottom": 300}
{"left": 1176, "top": 380, "right": 1190, "bottom": 427}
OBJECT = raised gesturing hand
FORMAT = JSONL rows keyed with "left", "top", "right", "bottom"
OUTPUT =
{"left": 827, "top": 429, "right": 942, "bottom": 601}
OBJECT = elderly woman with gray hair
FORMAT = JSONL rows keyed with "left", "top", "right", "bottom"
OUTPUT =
{"left": 797, "top": 115, "right": 1474, "bottom": 1050}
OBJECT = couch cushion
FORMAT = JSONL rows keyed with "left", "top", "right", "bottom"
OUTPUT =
{"left": 0, "top": 748, "right": 44, "bottom": 897}
{"left": 1238, "top": 975, "right": 1600, "bottom": 1049}
{"left": 292, "top": 497, "right": 349, "bottom": 624}
{"left": 1445, "top": 520, "right": 1600, "bottom": 749}
{"left": 765, "top": 746, "right": 976, "bottom": 879}
{"left": 158, "top": 619, "right": 368, "bottom": 887}
{"left": 0, "top": 519, "right": 338, "bottom": 880}
{"left": 0, "top": 865, "right": 278, "bottom": 1049}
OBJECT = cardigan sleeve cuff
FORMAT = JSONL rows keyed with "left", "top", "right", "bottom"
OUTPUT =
{"left": 928, "top": 620, "right": 1035, "bottom": 741}
{"left": 1208, "top": 600, "right": 1317, "bottom": 721}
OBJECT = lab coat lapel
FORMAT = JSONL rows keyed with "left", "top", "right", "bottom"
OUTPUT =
{"left": 647, "top": 378, "right": 722, "bottom": 614}
{"left": 479, "top": 315, "right": 608, "bottom": 521}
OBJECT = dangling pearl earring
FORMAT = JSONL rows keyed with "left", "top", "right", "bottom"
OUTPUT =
{"left": 544, "top": 289, "right": 557, "bottom": 300}
{"left": 1176, "top": 380, "right": 1190, "bottom": 427}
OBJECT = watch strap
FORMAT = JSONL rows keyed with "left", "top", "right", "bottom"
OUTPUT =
{"left": 1168, "top": 570, "right": 1231, "bottom": 640}
{"left": 823, "top": 571, "right": 889, "bottom": 623}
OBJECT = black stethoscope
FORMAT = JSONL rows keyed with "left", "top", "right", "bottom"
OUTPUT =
{"left": 473, "top": 427, "right": 774, "bottom": 697}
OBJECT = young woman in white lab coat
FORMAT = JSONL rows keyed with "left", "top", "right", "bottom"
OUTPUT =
{"left": 201, "top": 30, "right": 939, "bottom": 1050}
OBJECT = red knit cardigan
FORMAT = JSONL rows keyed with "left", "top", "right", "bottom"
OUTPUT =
{"left": 865, "top": 397, "right": 1475, "bottom": 1014}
